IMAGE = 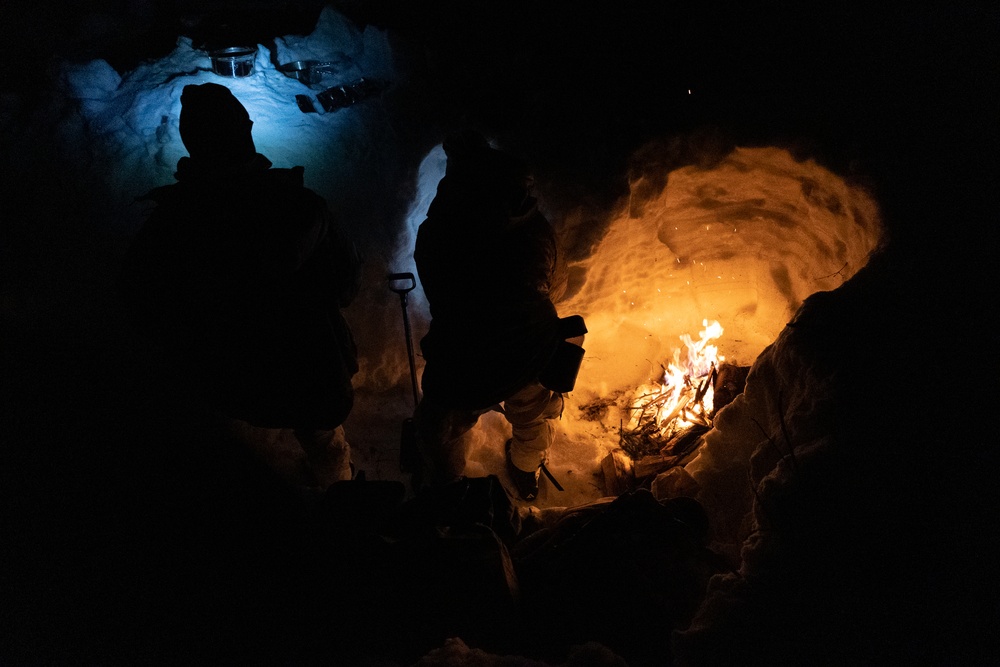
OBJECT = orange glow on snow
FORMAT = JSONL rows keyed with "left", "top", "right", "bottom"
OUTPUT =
{"left": 546, "top": 146, "right": 883, "bottom": 492}
{"left": 560, "top": 146, "right": 882, "bottom": 403}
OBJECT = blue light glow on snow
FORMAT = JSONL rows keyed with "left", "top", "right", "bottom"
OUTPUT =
{"left": 57, "top": 7, "right": 396, "bottom": 230}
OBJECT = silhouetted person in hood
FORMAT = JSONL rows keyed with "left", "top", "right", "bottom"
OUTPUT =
{"left": 414, "top": 130, "right": 585, "bottom": 501}
{"left": 119, "top": 82, "right": 361, "bottom": 490}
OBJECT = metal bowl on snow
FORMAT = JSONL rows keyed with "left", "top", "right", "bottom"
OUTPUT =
{"left": 210, "top": 46, "right": 256, "bottom": 77}
{"left": 278, "top": 60, "right": 339, "bottom": 85}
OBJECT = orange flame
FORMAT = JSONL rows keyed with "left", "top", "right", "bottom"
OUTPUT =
{"left": 628, "top": 319, "right": 725, "bottom": 434}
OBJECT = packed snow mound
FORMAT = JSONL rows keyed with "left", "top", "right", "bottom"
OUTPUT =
{"left": 670, "top": 244, "right": 974, "bottom": 664}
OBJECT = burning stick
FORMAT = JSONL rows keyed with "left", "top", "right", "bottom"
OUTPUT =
{"left": 659, "top": 422, "right": 710, "bottom": 457}
{"left": 618, "top": 321, "right": 725, "bottom": 459}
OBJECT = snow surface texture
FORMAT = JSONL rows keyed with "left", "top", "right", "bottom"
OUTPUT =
{"left": 55, "top": 7, "right": 397, "bottom": 238}
{"left": 668, "top": 244, "right": 982, "bottom": 665}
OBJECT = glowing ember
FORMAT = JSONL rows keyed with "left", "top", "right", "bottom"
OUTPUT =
{"left": 627, "top": 319, "right": 725, "bottom": 440}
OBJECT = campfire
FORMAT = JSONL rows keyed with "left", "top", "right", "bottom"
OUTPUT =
{"left": 594, "top": 320, "right": 750, "bottom": 495}
{"left": 620, "top": 319, "right": 724, "bottom": 460}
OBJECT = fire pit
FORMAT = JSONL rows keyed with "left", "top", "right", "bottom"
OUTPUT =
{"left": 620, "top": 320, "right": 725, "bottom": 457}
{"left": 542, "top": 146, "right": 883, "bottom": 501}
{"left": 591, "top": 320, "right": 749, "bottom": 494}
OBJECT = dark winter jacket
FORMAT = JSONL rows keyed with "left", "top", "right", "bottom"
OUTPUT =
{"left": 414, "top": 154, "right": 564, "bottom": 410}
{"left": 118, "top": 154, "right": 360, "bottom": 429}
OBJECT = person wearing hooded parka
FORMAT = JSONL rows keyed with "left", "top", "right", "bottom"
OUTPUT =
{"left": 414, "top": 130, "right": 586, "bottom": 501}
{"left": 118, "top": 82, "right": 361, "bottom": 490}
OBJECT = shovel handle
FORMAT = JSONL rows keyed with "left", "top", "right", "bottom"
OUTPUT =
{"left": 387, "top": 272, "right": 416, "bottom": 294}
{"left": 387, "top": 272, "right": 420, "bottom": 408}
